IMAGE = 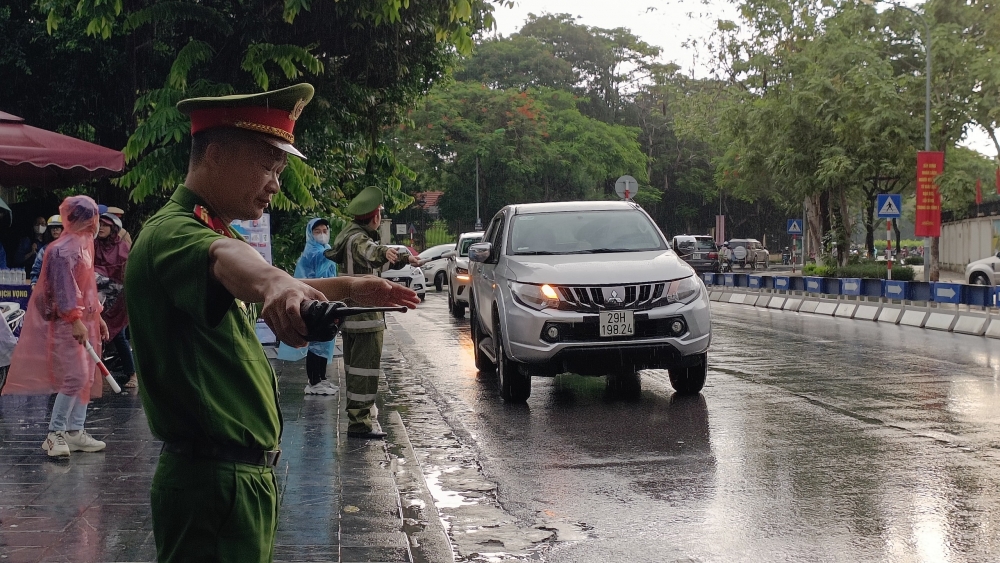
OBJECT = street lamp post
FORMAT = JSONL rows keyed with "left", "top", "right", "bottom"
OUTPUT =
{"left": 475, "top": 155, "right": 481, "bottom": 231}
{"left": 865, "top": 0, "right": 932, "bottom": 281}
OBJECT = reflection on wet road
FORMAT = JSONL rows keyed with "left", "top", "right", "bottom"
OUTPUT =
{"left": 385, "top": 293, "right": 1000, "bottom": 562}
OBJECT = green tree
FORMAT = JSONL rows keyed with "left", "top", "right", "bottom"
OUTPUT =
{"left": 397, "top": 81, "right": 650, "bottom": 225}
{"left": 454, "top": 35, "right": 577, "bottom": 91}
{"left": 26, "top": 0, "right": 500, "bottom": 213}
{"left": 519, "top": 13, "right": 661, "bottom": 124}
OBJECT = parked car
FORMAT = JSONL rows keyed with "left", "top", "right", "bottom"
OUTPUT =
{"left": 728, "top": 238, "right": 769, "bottom": 269}
{"left": 468, "top": 201, "right": 711, "bottom": 402}
{"left": 419, "top": 243, "right": 456, "bottom": 292}
{"left": 671, "top": 235, "right": 720, "bottom": 273}
{"left": 382, "top": 245, "right": 427, "bottom": 302}
{"left": 966, "top": 251, "right": 1000, "bottom": 285}
{"left": 443, "top": 231, "right": 484, "bottom": 318}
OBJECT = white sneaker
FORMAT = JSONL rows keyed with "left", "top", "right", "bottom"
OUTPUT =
{"left": 64, "top": 430, "right": 106, "bottom": 452}
{"left": 42, "top": 431, "right": 70, "bottom": 457}
{"left": 304, "top": 380, "right": 338, "bottom": 395}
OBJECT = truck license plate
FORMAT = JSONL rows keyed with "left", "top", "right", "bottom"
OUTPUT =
{"left": 693, "top": 253, "right": 702, "bottom": 259}
{"left": 599, "top": 310, "right": 634, "bottom": 337}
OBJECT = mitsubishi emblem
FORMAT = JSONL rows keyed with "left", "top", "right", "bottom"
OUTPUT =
{"left": 606, "top": 289, "right": 623, "bottom": 306}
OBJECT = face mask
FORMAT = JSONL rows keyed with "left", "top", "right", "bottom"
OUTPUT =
{"left": 34, "top": 225, "right": 46, "bottom": 235}
{"left": 315, "top": 233, "right": 330, "bottom": 245}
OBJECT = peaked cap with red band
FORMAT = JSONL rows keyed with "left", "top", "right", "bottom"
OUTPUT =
{"left": 176, "top": 83, "right": 314, "bottom": 159}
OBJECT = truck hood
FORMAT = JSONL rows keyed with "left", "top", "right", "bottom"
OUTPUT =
{"left": 966, "top": 255, "right": 998, "bottom": 272}
{"left": 504, "top": 251, "right": 694, "bottom": 284}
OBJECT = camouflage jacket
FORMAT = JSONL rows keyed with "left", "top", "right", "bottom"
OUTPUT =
{"left": 325, "top": 222, "right": 407, "bottom": 333}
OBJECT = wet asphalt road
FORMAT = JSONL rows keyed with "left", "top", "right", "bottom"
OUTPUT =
{"left": 383, "top": 292, "right": 1000, "bottom": 563}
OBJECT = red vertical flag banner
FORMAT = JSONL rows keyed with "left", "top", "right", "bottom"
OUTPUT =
{"left": 996, "top": 168, "right": 1000, "bottom": 195}
{"left": 915, "top": 151, "right": 944, "bottom": 237}
{"left": 976, "top": 177, "right": 983, "bottom": 205}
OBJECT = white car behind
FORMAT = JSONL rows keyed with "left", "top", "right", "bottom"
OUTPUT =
{"left": 382, "top": 245, "right": 427, "bottom": 302}
{"left": 966, "top": 251, "right": 1000, "bottom": 285}
{"left": 419, "top": 243, "right": 456, "bottom": 292}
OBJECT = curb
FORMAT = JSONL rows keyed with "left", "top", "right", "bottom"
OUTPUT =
{"left": 385, "top": 410, "right": 455, "bottom": 563}
{"left": 711, "top": 288, "right": 998, "bottom": 338}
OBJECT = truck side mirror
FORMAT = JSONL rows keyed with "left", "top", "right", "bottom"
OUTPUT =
{"left": 468, "top": 242, "right": 492, "bottom": 263}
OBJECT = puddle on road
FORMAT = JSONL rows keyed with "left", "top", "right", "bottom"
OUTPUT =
{"left": 425, "top": 467, "right": 476, "bottom": 509}
{"left": 381, "top": 321, "right": 592, "bottom": 561}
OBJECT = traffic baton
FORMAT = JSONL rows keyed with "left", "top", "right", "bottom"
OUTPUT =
{"left": 84, "top": 341, "right": 122, "bottom": 393}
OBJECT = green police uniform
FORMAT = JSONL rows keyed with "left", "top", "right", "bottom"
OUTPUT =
{"left": 125, "top": 84, "right": 313, "bottom": 563}
{"left": 325, "top": 187, "right": 409, "bottom": 434}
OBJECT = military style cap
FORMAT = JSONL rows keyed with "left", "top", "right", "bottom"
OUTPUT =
{"left": 176, "top": 83, "right": 315, "bottom": 159}
{"left": 345, "top": 186, "right": 384, "bottom": 219}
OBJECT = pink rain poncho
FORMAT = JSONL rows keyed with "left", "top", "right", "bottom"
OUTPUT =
{"left": 3, "top": 196, "right": 103, "bottom": 402}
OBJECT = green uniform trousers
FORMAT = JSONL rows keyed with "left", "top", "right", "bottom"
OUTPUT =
{"left": 342, "top": 331, "right": 383, "bottom": 433}
{"left": 151, "top": 451, "right": 278, "bottom": 563}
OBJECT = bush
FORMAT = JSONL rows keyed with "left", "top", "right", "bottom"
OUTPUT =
{"left": 836, "top": 264, "right": 915, "bottom": 281}
{"left": 424, "top": 220, "right": 453, "bottom": 247}
{"left": 904, "top": 256, "right": 924, "bottom": 265}
{"left": 802, "top": 263, "right": 835, "bottom": 276}
{"left": 801, "top": 262, "right": 915, "bottom": 281}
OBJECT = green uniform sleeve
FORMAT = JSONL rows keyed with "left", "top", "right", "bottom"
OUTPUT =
{"left": 148, "top": 217, "right": 232, "bottom": 328}
{"left": 351, "top": 234, "right": 391, "bottom": 269}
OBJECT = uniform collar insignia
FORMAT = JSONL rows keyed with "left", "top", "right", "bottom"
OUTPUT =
{"left": 193, "top": 204, "right": 234, "bottom": 238}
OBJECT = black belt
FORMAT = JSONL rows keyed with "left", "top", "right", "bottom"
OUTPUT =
{"left": 161, "top": 441, "right": 281, "bottom": 468}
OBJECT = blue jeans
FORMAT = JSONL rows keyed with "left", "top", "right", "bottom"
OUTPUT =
{"left": 112, "top": 329, "right": 136, "bottom": 376}
{"left": 49, "top": 392, "right": 87, "bottom": 431}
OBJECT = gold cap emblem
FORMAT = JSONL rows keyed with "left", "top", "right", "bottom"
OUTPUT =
{"left": 289, "top": 99, "right": 307, "bottom": 121}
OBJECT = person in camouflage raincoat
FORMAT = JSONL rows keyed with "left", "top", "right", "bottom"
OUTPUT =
{"left": 326, "top": 186, "right": 419, "bottom": 439}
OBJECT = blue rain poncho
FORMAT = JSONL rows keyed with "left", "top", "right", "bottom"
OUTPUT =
{"left": 277, "top": 218, "right": 338, "bottom": 362}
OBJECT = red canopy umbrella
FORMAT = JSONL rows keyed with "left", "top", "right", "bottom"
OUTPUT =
{"left": 0, "top": 111, "right": 125, "bottom": 189}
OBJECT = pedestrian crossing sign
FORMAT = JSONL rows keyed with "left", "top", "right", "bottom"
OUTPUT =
{"left": 786, "top": 219, "right": 802, "bottom": 235}
{"left": 877, "top": 194, "right": 902, "bottom": 218}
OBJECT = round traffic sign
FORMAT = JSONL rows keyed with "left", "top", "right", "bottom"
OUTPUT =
{"left": 615, "top": 175, "right": 638, "bottom": 200}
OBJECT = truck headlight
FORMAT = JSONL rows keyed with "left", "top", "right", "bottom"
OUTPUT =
{"left": 666, "top": 276, "right": 702, "bottom": 304}
{"left": 510, "top": 281, "right": 560, "bottom": 310}
{"left": 456, "top": 266, "right": 469, "bottom": 281}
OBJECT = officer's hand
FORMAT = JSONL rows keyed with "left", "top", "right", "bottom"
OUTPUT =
{"left": 385, "top": 247, "right": 399, "bottom": 263}
{"left": 71, "top": 319, "right": 89, "bottom": 345}
{"left": 262, "top": 280, "right": 327, "bottom": 348}
{"left": 347, "top": 276, "right": 420, "bottom": 309}
{"left": 407, "top": 255, "right": 421, "bottom": 266}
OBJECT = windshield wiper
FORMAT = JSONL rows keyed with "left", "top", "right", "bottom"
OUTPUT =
{"left": 514, "top": 250, "right": 561, "bottom": 255}
{"left": 564, "top": 248, "right": 640, "bottom": 254}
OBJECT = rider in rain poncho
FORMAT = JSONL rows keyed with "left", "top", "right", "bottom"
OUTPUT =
{"left": 277, "top": 218, "right": 339, "bottom": 395}
{"left": 4, "top": 195, "right": 111, "bottom": 457}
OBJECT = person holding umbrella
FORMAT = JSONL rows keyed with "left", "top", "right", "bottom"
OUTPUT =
{"left": 3, "top": 195, "right": 110, "bottom": 457}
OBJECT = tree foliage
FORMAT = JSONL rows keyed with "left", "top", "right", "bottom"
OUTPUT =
{"left": 396, "top": 82, "right": 650, "bottom": 224}
{"left": 26, "top": 0, "right": 501, "bottom": 214}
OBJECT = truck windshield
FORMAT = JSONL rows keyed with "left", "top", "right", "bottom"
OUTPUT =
{"left": 509, "top": 210, "right": 666, "bottom": 255}
{"left": 458, "top": 237, "right": 482, "bottom": 257}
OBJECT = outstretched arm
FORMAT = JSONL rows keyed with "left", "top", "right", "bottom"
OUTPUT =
{"left": 303, "top": 275, "right": 420, "bottom": 309}
{"left": 209, "top": 238, "right": 326, "bottom": 347}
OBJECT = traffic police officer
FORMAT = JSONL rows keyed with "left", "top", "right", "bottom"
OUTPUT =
{"left": 326, "top": 187, "right": 419, "bottom": 439}
{"left": 126, "top": 84, "right": 418, "bottom": 563}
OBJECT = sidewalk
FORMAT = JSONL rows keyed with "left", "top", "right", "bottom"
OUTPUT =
{"left": 0, "top": 346, "right": 412, "bottom": 562}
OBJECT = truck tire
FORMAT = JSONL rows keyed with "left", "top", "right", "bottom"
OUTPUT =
{"left": 668, "top": 353, "right": 707, "bottom": 395}
{"left": 494, "top": 315, "right": 530, "bottom": 402}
